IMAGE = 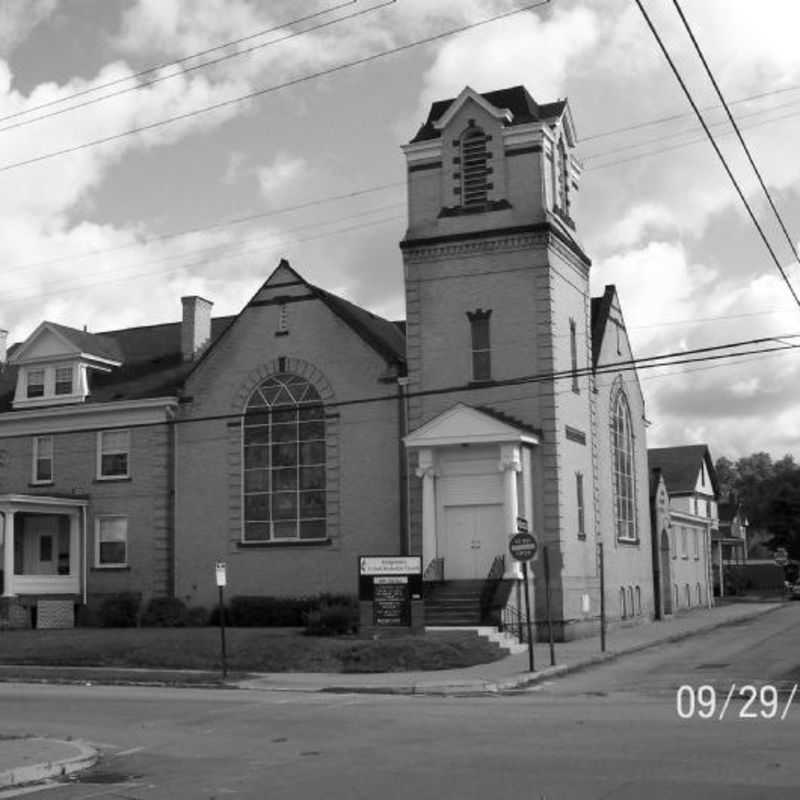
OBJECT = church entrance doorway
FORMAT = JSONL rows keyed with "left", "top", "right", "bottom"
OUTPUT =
{"left": 442, "top": 503, "right": 503, "bottom": 580}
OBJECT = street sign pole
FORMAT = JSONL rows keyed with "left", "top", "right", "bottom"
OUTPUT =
{"left": 215, "top": 562, "right": 228, "bottom": 679}
{"left": 543, "top": 545, "right": 555, "bottom": 667}
{"left": 218, "top": 584, "right": 227, "bottom": 679}
{"left": 521, "top": 560, "right": 535, "bottom": 673}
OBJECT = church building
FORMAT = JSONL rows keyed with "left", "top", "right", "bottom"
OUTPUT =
{"left": 0, "top": 85, "right": 655, "bottom": 640}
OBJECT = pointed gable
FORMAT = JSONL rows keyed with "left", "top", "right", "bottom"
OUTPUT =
{"left": 10, "top": 322, "right": 122, "bottom": 366}
{"left": 648, "top": 445, "right": 719, "bottom": 497}
{"left": 405, "top": 403, "right": 539, "bottom": 447}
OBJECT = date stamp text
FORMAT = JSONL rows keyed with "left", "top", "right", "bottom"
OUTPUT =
{"left": 676, "top": 683, "right": 798, "bottom": 720}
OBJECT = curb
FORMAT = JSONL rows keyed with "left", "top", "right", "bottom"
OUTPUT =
{"left": 317, "top": 603, "right": 787, "bottom": 697}
{"left": 0, "top": 739, "right": 97, "bottom": 789}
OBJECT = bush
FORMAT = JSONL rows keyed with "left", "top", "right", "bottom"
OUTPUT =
{"left": 304, "top": 603, "right": 358, "bottom": 636}
{"left": 98, "top": 592, "right": 141, "bottom": 628}
{"left": 141, "top": 597, "right": 190, "bottom": 627}
{"left": 229, "top": 596, "right": 316, "bottom": 627}
{"left": 724, "top": 566, "right": 750, "bottom": 596}
{"left": 185, "top": 606, "right": 209, "bottom": 626}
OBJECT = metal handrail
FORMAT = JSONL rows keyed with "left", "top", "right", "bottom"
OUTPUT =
{"left": 500, "top": 604, "right": 524, "bottom": 643}
{"left": 480, "top": 555, "right": 505, "bottom": 623}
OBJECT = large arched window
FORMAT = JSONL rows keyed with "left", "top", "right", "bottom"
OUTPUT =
{"left": 611, "top": 391, "right": 637, "bottom": 541}
{"left": 242, "top": 374, "right": 326, "bottom": 542}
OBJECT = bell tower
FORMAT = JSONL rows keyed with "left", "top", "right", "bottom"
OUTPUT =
{"left": 400, "top": 86, "right": 595, "bottom": 634}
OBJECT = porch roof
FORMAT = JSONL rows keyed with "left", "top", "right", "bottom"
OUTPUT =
{"left": 404, "top": 403, "right": 539, "bottom": 448}
{"left": 0, "top": 494, "right": 88, "bottom": 509}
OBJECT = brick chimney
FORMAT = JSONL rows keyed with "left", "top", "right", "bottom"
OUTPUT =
{"left": 181, "top": 297, "right": 213, "bottom": 361}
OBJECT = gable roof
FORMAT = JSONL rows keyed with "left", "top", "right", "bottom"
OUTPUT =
{"left": 9, "top": 321, "right": 124, "bottom": 365}
{"left": 648, "top": 445, "right": 719, "bottom": 496}
{"left": 410, "top": 85, "right": 567, "bottom": 143}
{"left": 590, "top": 285, "right": 615, "bottom": 370}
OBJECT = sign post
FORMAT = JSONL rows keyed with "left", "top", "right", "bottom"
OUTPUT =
{"left": 215, "top": 561, "right": 227, "bottom": 679}
{"left": 597, "top": 543, "right": 606, "bottom": 653}
{"left": 543, "top": 545, "right": 556, "bottom": 667}
{"left": 509, "top": 526, "right": 538, "bottom": 673}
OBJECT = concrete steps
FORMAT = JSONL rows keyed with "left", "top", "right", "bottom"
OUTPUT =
{"left": 426, "top": 625, "right": 527, "bottom": 654}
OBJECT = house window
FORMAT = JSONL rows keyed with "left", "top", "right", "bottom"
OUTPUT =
{"left": 671, "top": 528, "right": 677, "bottom": 559}
{"left": 576, "top": 472, "right": 585, "bottom": 538}
{"left": 557, "top": 138, "right": 569, "bottom": 214}
{"left": 459, "top": 126, "right": 490, "bottom": 208}
{"left": 611, "top": 391, "right": 637, "bottom": 541}
{"left": 467, "top": 310, "right": 492, "bottom": 382}
{"left": 27, "top": 369, "right": 45, "bottom": 398}
{"left": 696, "top": 583, "right": 703, "bottom": 605}
{"left": 635, "top": 586, "right": 641, "bottom": 615}
{"left": 693, "top": 529, "right": 699, "bottom": 559}
{"left": 620, "top": 588, "right": 627, "bottom": 619}
{"left": 673, "top": 583, "right": 679, "bottom": 609}
{"left": 681, "top": 526, "right": 688, "bottom": 559}
{"left": 685, "top": 584, "right": 691, "bottom": 607}
{"left": 570, "top": 318, "right": 579, "bottom": 393}
{"left": 243, "top": 373, "right": 326, "bottom": 542}
{"left": 627, "top": 586, "right": 634, "bottom": 617}
{"left": 55, "top": 366, "right": 73, "bottom": 395}
{"left": 33, "top": 436, "right": 53, "bottom": 483}
{"left": 96, "top": 516, "right": 128, "bottom": 567}
{"left": 97, "top": 430, "right": 130, "bottom": 479}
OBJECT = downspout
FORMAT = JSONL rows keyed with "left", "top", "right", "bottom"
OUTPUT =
{"left": 82, "top": 506, "right": 87, "bottom": 605}
{"left": 167, "top": 405, "right": 176, "bottom": 598}
{"left": 397, "top": 376, "right": 409, "bottom": 556}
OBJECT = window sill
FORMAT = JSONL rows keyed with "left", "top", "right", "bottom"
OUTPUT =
{"left": 93, "top": 476, "right": 132, "bottom": 483}
{"left": 577, "top": 533, "right": 586, "bottom": 541}
{"left": 617, "top": 538, "right": 640, "bottom": 546}
{"left": 29, "top": 481, "right": 54, "bottom": 488}
{"left": 237, "top": 538, "right": 332, "bottom": 549}
{"left": 91, "top": 565, "right": 131, "bottom": 571}
{"left": 468, "top": 379, "right": 495, "bottom": 388}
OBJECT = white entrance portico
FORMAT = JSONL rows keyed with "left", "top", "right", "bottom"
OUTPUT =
{"left": 0, "top": 495, "right": 86, "bottom": 599}
{"left": 405, "top": 404, "right": 538, "bottom": 581}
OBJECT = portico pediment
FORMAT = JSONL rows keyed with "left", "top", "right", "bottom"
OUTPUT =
{"left": 404, "top": 403, "right": 538, "bottom": 448}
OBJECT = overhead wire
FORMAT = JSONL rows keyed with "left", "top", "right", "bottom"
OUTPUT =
{"left": 1, "top": 332, "right": 798, "bottom": 441}
{"left": 633, "top": 0, "right": 800, "bottom": 311}
{"left": 0, "top": 1, "right": 357, "bottom": 127}
{"left": 0, "top": 1, "right": 395, "bottom": 137}
{"left": 669, "top": 0, "right": 800, "bottom": 276}
{"left": 0, "top": 0, "right": 552, "bottom": 175}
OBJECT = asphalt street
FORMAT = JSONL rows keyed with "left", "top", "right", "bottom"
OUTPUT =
{"left": 1, "top": 604, "right": 798, "bottom": 800}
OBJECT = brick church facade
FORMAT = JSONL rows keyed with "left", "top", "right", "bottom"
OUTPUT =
{"left": 0, "top": 85, "right": 657, "bottom": 639}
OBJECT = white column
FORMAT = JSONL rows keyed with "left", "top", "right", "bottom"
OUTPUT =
{"left": 416, "top": 448, "right": 437, "bottom": 573}
{"left": 2, "top": 510, "right": 15, "bottom": 597}
{"left": 499, "top": 444, "right": 523, "bottom": 579}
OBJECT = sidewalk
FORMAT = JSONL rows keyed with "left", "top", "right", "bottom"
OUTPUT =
{"left": 0, "top": 737, "right": 97, "bottom": 791}
{"left": 235, "top": 600, "right": 787, "bottom": 695}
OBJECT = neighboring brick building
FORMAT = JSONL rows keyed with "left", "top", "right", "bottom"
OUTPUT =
{"left": 0, "top": 84, "right": 677, "bottom": 637}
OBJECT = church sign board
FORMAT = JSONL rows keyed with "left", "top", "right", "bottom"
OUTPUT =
{"left": 359, "top": 556, "right": 422, "bottom": 630}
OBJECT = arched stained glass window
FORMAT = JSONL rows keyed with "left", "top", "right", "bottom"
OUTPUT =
{"left": 243, "top": 374, "right": 326, "bottom": 542}
{"left": 611, "top": 391, "right": 637, "bottom": 541}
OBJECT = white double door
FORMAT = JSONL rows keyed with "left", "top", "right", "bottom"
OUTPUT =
{"left": 442, "top": 503, "right": 504, "bottom": 580}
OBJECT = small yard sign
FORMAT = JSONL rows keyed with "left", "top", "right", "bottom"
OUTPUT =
{"left": 215, "top": 561, "right": 227, "bottom": 587}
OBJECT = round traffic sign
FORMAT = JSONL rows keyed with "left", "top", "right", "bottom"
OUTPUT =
{"left": 509, "top": 531, "right": 538, "bottom": 562}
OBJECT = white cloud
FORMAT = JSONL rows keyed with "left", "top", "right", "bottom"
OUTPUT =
{"left": 257, "top": 153, "right": 306, "bottom": 199}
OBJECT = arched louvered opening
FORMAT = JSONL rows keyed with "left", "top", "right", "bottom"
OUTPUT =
{"left": 460, "top": 127, "right": 490, "bottom": 208}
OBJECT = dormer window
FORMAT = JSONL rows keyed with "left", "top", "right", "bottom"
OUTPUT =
{"left": 55, "top": 366, "right": 73, "bottom": 395}
{"left": 27, "top": 369, "right": 45, "bottom": 398}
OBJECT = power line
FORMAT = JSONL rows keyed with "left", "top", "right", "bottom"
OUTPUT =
{"left": 0, "top": 1, "right": 395, "bottom": 137}
{"left": 633, "top": 0, "right": 800, "bottom": 312}
{"left": 3, "top": 180, "right": 404, "bottom": 276}
{"left": 1, "top": 332, "right": 797, "bottom": 440}
{"left": 0, "top": 2, "right": 354, "bottom": 126}
{"left": 0, "top": 0, "right": 552, "bottom": 175}
{"left": 669, "top": 0, "right": 800, "bottom": 280}
{"left": 578, "top": 82, "right": 800, "bottom": 143}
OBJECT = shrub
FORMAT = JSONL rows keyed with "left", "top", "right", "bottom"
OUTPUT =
{"left": 141, "top": 597, "right": 190, "bottom": 627}
{"left": 229, "top": 595, "right": 315, "bottom": 627}
{"left": 207, "top": 605, "right": 233, "bottom": 626}
{"left": 304, "top": 603, "right": 358, "bottom": 636}
{"left": 98, "top": 592, "right": 141, "bottom": 628}
{"left": 185, "top": 606, "right": 209, "bottom": 626}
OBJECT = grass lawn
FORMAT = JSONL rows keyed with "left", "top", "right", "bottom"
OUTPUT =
{"left": 0, "top": 628, "right": 505, "bottom": 673}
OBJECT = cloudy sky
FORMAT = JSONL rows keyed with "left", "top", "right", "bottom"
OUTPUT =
{"left": 2, "top": 0, "right": 800, "bottom": 460}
